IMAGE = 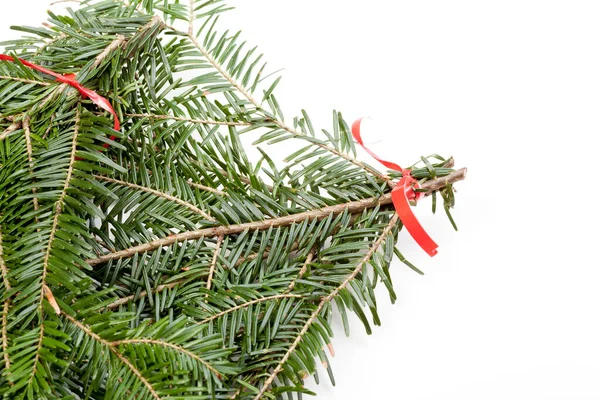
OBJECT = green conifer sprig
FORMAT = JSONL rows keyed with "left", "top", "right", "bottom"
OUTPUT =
{"left": 0, "top": 1, "right": 466, "bottom": 398}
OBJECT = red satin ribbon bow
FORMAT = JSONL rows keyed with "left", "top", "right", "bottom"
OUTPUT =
{"left": 0, "top": 55, "right": 120, "bottom": 138}
{"left": 351, "top": 118, "right": 438, "bottom": 257}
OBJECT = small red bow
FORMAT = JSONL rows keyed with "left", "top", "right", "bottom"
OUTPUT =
{"left": 351, "top": 118, "right": 438, "bottom": 256}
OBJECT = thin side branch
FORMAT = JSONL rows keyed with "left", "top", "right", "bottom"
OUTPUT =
{"left": 205, "top": 235, "right": 224, "bottom": 292}
{"left": 0, "top": 76, "right": 50, "bottom": 87}
{"left": 94, "top": 175, "right": 216, "bottom": 221}
{"left": 28, "top": 108, "right": 81, "bottom": 388}
{"left": 63, "top": 314, "right": 161, "bottom": 400}
{"left": 286, "top": 250, "right": 315, "bottom": 293}
{"left": 125, "top": 113, "right": 253, "bottom": 127}
{"left": 106, "top": 281, "right": 181, "bottom": 310}
{"left": 23, "top": 117, "right": 40, "bottom": 214}
{"left": 0, "top": 223, "right": 12, "bottom": 375}
{"left": 111, "top": 339, "right": 221, "bottom": 378}
{"left": 196, "top": 294, "right": 303, "bottom": 326}
{"left": 253, "top": 215, "right": 400, "bottom": 399}
{"left": 87, "top": 168, "right": 466, "bottom": 267}
{"left": 0, "top": 225, "right": 9, "bottom": 292}
{"left": 187, "top": 180, "right": 227, "bottom": 196}
{"left": 179, "top": 28, "right": 393, "bottom": 185}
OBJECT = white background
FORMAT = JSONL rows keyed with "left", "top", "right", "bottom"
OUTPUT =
{"left": 2, "top": 1, "right": 600, "bottom": 399}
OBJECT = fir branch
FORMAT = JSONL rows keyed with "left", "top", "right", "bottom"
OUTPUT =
{"left": 63, "top": 313, "right": 162, "bottom": 400}
{"left": 171, "top": 23, "right": 393, "bottom": 184}
{"left": 253, "top": 214, "right": 400, "bottom": 399}
{"left": 188, "top": 0, "right": 195, "bottom": 35}
{"left": 213, "top": 166, "right": 273, "bottom": 192}
{"left": 105, "top": 250, "right": 305, "bottom": 310}
{"left": 94, "top": 174, "right": 216, "bottom": 221}
{"left": 0, "top": 2, "right": 467, "bottom": 396}
{"left": 124, "top": 1, "right": 392, "bottom": 184}
{"left": 87, "top": 168, "right": 466, "bottom": 266}
{"left": 232, "top": 243, "right": 286, "bottom": 268}
{"left": 87, "top": 195, "right": 389, "bottom": 266}
{"left": 1, "top": 300, "right": 9, "bottom": 378}
{"left": 28, "top": 107, "right": 81, "bottom": 388}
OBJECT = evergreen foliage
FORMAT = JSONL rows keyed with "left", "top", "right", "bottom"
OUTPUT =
{"left": 0, "top": 1, "right": 465, "bottom": 398}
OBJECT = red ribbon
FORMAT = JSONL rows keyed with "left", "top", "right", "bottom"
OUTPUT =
{"left": 0, "top": 55, "right": 120, "bottom": 143}
{"left": 351, "top": 118, "right": 438, "bottom": 257}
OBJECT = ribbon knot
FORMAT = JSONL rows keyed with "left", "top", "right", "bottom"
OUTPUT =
{"left": 351, "top": 118, "right": 438, "bottom": 257}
